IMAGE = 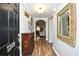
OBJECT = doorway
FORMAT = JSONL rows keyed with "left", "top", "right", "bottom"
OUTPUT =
{"left": 35, "top": 20, "right": 46, "bottom": 42}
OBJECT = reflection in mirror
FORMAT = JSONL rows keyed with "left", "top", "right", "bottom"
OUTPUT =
{"left": 60, "top": 11, "right": 69, "bottom": 37}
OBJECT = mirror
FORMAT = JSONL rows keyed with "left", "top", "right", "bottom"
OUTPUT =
{"left": 57, "top": 3, "right": 76, "bottom": 47}
{"left": 60, "top": 11, "right": 69, "bottom": 37}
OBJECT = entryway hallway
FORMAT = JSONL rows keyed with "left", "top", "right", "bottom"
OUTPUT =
{"left": 20, "top": 3, "right": 79, "bottom": 56}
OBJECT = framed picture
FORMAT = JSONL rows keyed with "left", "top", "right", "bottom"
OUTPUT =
{"left": 57, "top": 3, "right": 76, "bottom": 47}
{"left": 24, "top": 11, "right": 29, "bottom": 18}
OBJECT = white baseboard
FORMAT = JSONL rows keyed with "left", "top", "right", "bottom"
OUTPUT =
{"left": 52, "top": 47, "right": 59, "bottom": 56}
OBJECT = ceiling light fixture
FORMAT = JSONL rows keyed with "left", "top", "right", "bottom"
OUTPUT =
{"left": 35, "top": 4, "right": 46, "bottom": 14}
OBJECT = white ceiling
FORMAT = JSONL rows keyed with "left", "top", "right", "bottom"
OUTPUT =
{"left": 22, "top": 3, "right": 61, "bottom": 18}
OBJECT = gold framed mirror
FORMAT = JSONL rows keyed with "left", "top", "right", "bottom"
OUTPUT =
{"left": 57, "top": 3, "right": 76, "bottom": 47}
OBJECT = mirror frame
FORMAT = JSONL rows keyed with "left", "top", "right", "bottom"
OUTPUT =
{"left": 57, "top": 3, "right": 76, "bottom": 47}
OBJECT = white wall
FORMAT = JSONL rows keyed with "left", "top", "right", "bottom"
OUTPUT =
{"left": 53, "top": 3, "right": 79, "bottom": 56}
{"left": 20, "top": 4, "right": 32, "bottom": 33}
{"left": 33, "top": 18, "right": 48, "bottom": 41}
{"left": 48, "top": 18, "right": 54, "bottom": 43}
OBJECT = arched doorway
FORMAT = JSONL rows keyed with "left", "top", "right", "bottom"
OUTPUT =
{"left": 35, "top": 20, "right": 46, "bottom": 42}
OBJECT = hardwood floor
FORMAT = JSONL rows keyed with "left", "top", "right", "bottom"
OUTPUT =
{"left": 32, "top": 37, "right": 57, "bottom": 56}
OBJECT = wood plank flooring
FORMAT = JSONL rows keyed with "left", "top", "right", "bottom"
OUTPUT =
{"left": 32, "top": 37, "right": 57, "bottom": 56}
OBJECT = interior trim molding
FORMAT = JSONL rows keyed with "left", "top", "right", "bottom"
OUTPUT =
{"left": 52, "top": 47, "right": 59, "bottom": 56}
{"left": 49, "top": 41, "right": 52, "bottom": 43}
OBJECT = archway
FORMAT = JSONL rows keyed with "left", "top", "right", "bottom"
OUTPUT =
{"left": 35, "top": 20, "right": 46, "bottom": 41}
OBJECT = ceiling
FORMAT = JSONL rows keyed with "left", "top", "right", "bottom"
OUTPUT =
{"left": 22, "top": 3, "right": 61, "bottom": 18}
